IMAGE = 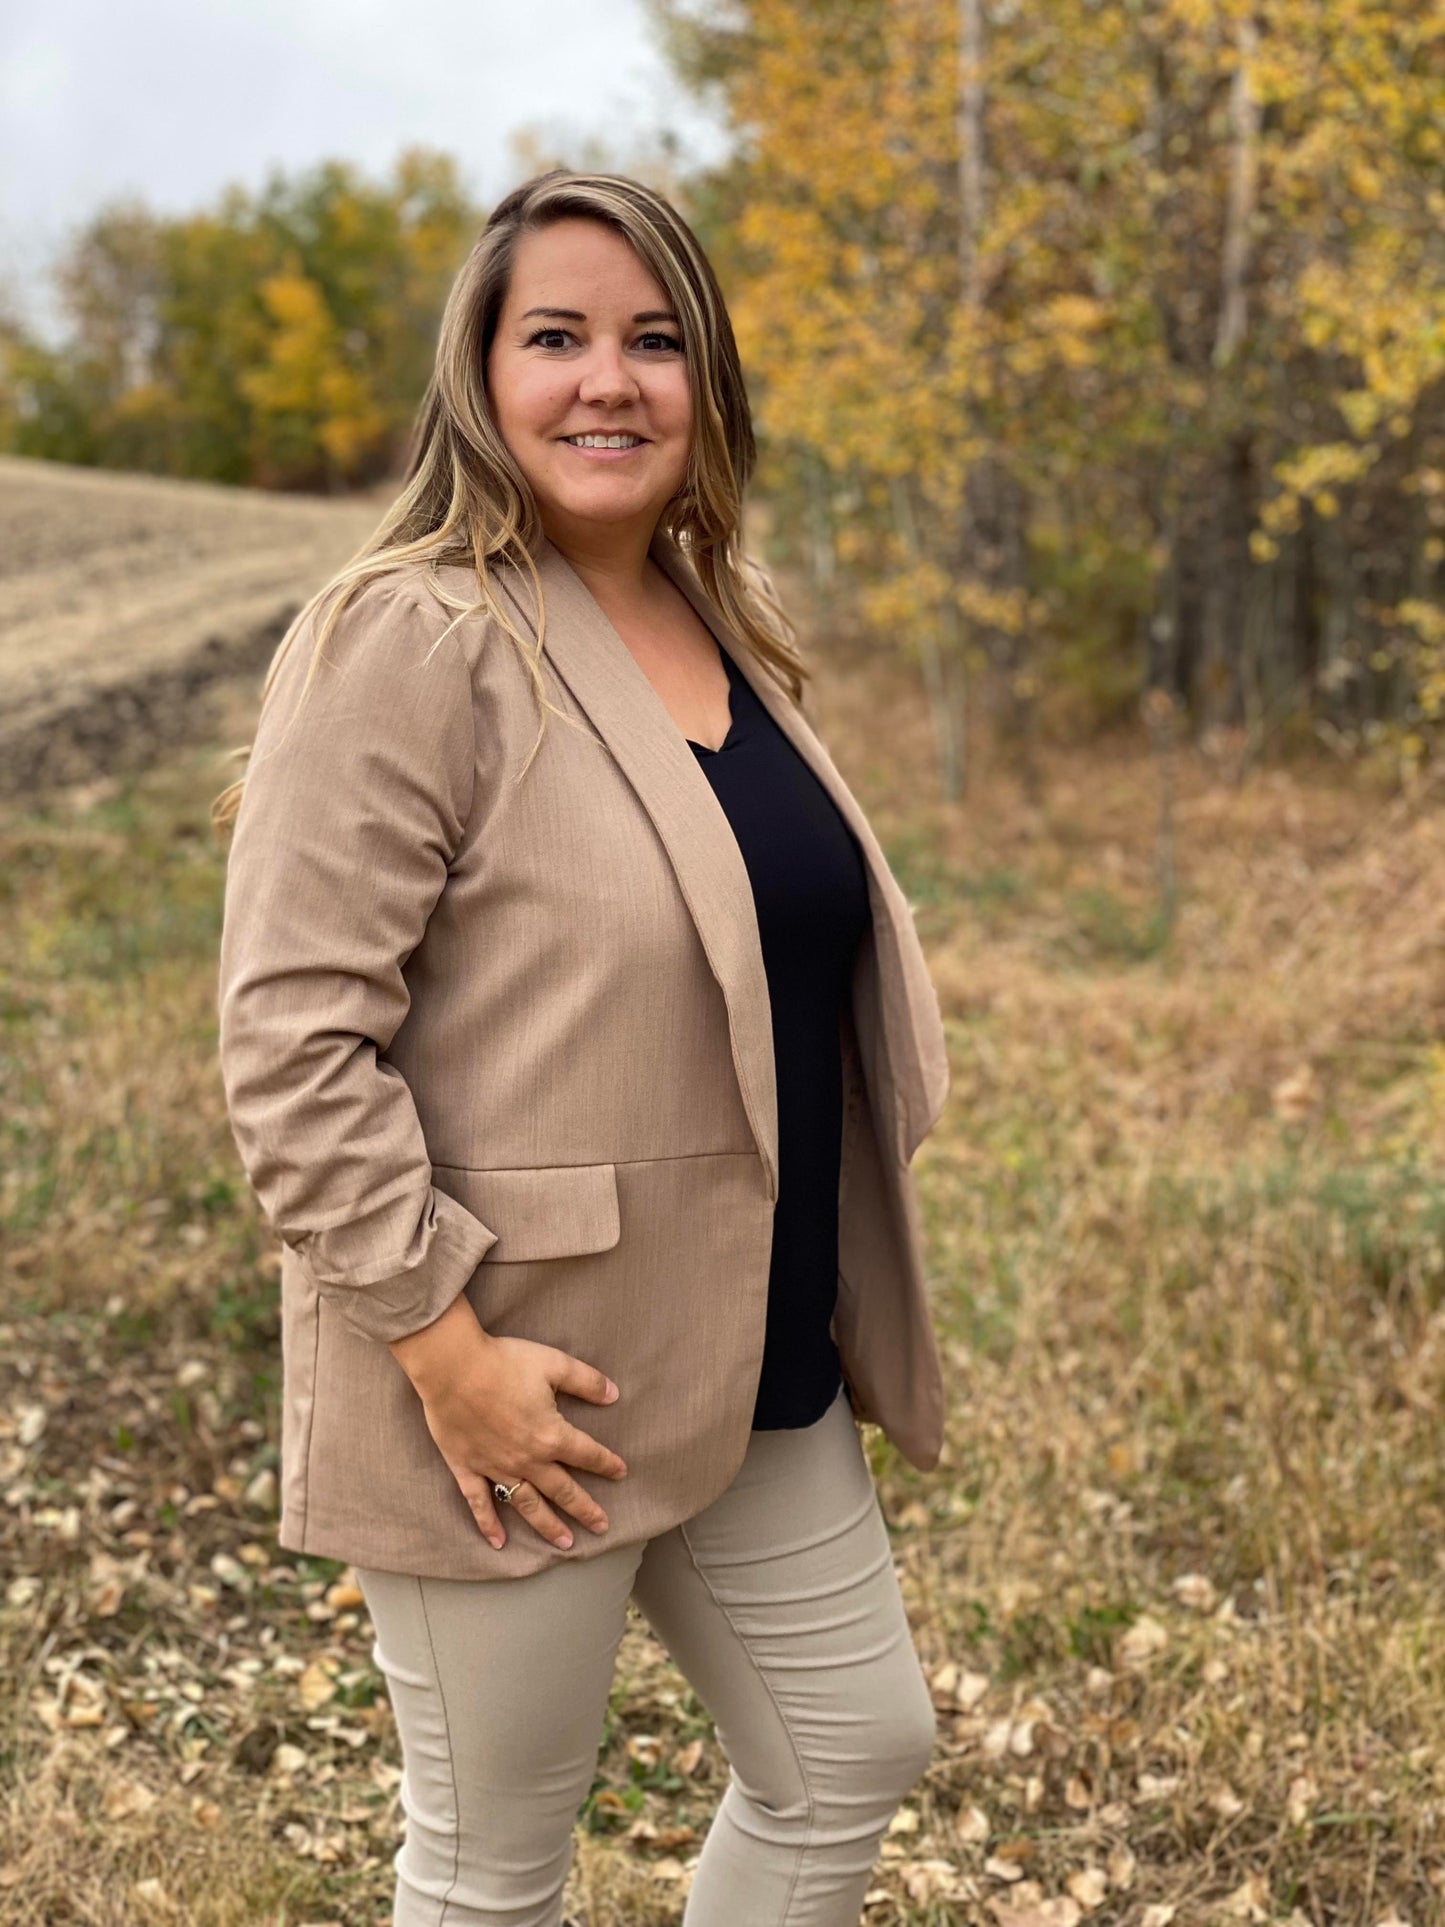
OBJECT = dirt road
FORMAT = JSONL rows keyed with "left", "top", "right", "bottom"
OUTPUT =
{"left": 0, "top": 456, "right": 385, "bottom": 796}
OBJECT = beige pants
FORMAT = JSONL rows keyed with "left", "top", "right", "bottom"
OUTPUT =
{"left": 354, "top": 1384, "right": 936, "bottom": 1926}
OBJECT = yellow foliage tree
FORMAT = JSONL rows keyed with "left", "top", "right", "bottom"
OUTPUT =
{"left": 658, "top": 0, "right": 1445, "bottom": 786}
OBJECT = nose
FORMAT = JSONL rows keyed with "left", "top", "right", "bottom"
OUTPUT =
{"left": 576, "top": 340, "right": 639, "bottom": 407}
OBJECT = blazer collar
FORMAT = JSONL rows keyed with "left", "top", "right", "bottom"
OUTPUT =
{"left": 488, "top": 528, "right": 948, "bottom": 1188}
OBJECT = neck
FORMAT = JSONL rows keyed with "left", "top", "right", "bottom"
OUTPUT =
{"left": 540, "top": 515, "right": 662, "bottom": 603}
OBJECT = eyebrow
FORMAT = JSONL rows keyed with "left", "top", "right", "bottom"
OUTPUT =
{"left": 519, "top": 307, "right": 680, "bottom": 325}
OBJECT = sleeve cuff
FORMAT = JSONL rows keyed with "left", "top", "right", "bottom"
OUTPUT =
{"left": 294, "top": 1186, "right": 499, "bottom": 1345}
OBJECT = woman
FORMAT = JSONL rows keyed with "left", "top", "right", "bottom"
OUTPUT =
{"left": 214, "top": 170, "right": 951, "bottom": 1927}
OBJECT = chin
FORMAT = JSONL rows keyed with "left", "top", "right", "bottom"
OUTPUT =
{"left": 546, "top": 496, "right": 645, "bottom": 529}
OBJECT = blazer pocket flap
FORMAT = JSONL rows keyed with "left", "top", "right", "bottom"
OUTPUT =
{"left": 431, "top": 1161, "right": 620, "bottom": 1262}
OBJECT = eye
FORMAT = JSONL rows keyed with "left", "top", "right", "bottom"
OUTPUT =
{"left": 522, "top": 327, "right": 683, "bottom": 354}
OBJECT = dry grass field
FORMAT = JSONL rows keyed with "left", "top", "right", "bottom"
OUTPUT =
{"left": 3, "top": 460, "right": 1445, "bottom": 1925}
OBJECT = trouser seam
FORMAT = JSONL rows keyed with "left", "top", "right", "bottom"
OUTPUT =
{"left": 677, "top": 1516, "right": 814, "bottom": 1922}
{"left": 415, "top": 1574, "right": 463, "bottom": 1926}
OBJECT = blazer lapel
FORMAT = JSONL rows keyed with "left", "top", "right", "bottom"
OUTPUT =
{"left": 493, "top": 529, "right": 948, "bottom": 1183}
{"left": 493, "top": 531, "right": 781, "bottom": 1202}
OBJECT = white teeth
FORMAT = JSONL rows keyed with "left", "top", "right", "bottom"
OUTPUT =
{"left": 564, "top": 434, "right": 643, "bottom": 448}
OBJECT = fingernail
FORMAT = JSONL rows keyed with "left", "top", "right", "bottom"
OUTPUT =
{"left": 558, "top": 1533, "right": 573, "bottom": 1548}
{"left": 590, "top": 1519, "right": 608, "bottom": 1534}
{"left": 606, "top": 1380, "right": 619, "bottom": 1399}
{"left": 488, "top": 1536, "right": 504, "bottom": 1550}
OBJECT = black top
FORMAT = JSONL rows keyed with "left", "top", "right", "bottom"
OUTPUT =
{"left": 687, "top": 642, "right": 873, "bottom": 1429}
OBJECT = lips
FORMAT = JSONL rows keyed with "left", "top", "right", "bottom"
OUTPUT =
{"left": 556, "top": 436, "right": 651, "bottom": 462}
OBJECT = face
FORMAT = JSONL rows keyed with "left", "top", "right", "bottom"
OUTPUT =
{"left": 485, "top": 217, "right": 693, "bottom": 554}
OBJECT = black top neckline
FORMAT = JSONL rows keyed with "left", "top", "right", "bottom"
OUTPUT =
{"left": 686, "top": 645, "right": 742, "bottom": 757}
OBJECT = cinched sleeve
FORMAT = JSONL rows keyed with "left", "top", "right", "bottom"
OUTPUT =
{"left": 216, "top": 575, "right": 498, "bottom": 1345}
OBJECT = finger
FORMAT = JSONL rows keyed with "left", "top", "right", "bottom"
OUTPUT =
{"left": 454, "top": 1469, "right": 507, "bottom": 1549}
{"left": 531, "top": 1466, "right": 610, "bottom": 1536}
{"left": 508, "top": 1479, "right": 574, "bottom": 1549}
{"left": 553, "top": 1355, "right": 620, "bottom": 1407}
{"left": 554, "top": 1418, "right": 628, "bottom": 1480}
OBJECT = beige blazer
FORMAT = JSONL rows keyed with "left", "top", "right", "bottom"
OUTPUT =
{"left": 217, "top": 526, "right": 950, "bottom": 1581}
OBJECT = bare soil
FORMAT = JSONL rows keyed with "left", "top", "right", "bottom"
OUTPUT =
{"left": 0, "top": 456, "right": 385, "bottom": 797}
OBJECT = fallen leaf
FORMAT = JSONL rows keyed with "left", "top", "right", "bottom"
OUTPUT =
{"left": 901, "top": 1858, "right": 961, "bottom": 1903}
{"left": 957, "top": 1804, "right": 990, "bottom": 1844}
{"left": 102, "top": 1779, "right": 157, "bottom": 1820}
{"left": 957, "top": 1670, "right": 991, "bottom": 1709}
{"left": 930, "top": 1661, "right": 960, "bottom": 1700}
{"left": 1286, "top": 1774, "right": 1317, "bottom": 1825}
{"left": 1106, "top": 1845, "right": 1137, "bottom": 1889}
{"left": 1171, "top": 1572, "right": 1218, "bottom": 1613}
{"left": 1137, "top": 1772, "right": 1182, "bottom": 1798}
{"left": 989, "top": 1895, "right": 1081, "bottom": 1927}
{"left": 60, "top": 1676, "right": 107, "bottom": 1729}
{"left": 90, "top": 1577, "right": 126, "bottom": 1618}
{"left": 298, "top": 1659, "right": 339, "bottom": 1711}
{"left": 244, "top": 1468, "right": 278, "bottom": 1511}
{"left": 1119, "top": 1616, "right": 1168, "bottom": 1665}
{"left": 1219, "top": 1873, "right": 1270, "bottom": 1920}
{"left": 651, "top": 1827, "right": 697, "bottom": 1852}
{"left": 986, "top": 1855, "right": 1027, "bottom": 1884}
{"left": 1272, "top": 1065, "right": 1319, "bottom": 1122}
{"left": 1066, "top": 1866, "right": 1108, "bottom": 1909}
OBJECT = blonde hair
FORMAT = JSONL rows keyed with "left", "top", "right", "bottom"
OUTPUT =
{"left": 210, "top": 167, "right": 804, "bottom": 833}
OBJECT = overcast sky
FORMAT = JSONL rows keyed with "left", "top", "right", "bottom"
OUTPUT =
{"left": 0, "top": 1, "right": 730, "bottom": 344}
